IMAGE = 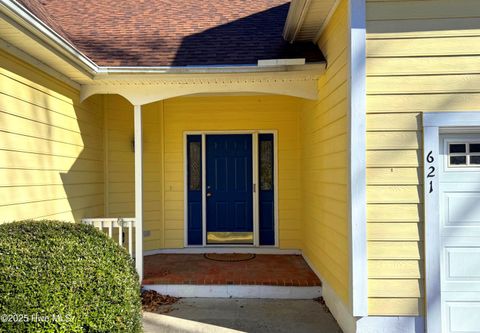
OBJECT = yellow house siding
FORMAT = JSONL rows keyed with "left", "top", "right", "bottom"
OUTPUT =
{"left": 0, "top": 50, "right": 104, "bottom": 222}
{"left": 105, "top": 95, "right": 302, "bottom": 250}
{"left": 163, "top": 95, "right": 302, "bottom": 249}
{"left": 104, "top": 96, "right": 164, "bottom": 251}
{"left": 366, "top": 0, "right": 480, "bottom": 316}
{"left": 300, "top": 0, "right": 349, "bottom": 305}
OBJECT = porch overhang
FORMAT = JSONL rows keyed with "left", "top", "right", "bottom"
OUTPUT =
{"left": 1, "top": 0, "right": 326, "bottom": 92}
{"left": 79, "top": 67, "right": 325, "bottom": 105}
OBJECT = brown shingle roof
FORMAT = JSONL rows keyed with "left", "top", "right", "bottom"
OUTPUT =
{"left": 17, "top": 0, "right": 324, "bottom": 67}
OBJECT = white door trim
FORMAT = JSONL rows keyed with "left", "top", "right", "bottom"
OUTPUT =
{"left": 423, "top": 111, "right": 480, "bottom": 333}
{"left": 252, "top": 133, "right": 260, "bottom": 246}
{"left": 183, "top": 130, "right": 279, "bottom": 248}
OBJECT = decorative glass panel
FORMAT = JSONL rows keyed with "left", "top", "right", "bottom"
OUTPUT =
{"left": 450, "top": 156, "right": 466, "bottom": 165}
{"left": 450, "top": 144, "right": 466, "bottom": 153}
{"left": 189, "top": 142, "right": 201, "bottom": 191}
{"left": 260, "top": 140, "right": 273, "bottom": 191}
{"left": 470, "top": 144, "right": 480, "bottom": 153}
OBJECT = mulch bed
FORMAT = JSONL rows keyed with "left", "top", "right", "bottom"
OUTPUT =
{"left": 141, "top": 289, "right": 180, "bottom": 314}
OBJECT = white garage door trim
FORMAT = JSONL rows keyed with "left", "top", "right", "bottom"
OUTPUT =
{"left": 423, "top": 112, "right": 480, "bottom": 333}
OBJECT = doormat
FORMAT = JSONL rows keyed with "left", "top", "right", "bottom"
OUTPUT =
{"left": 204, "top": 253, "right": 256, "bottom": 262}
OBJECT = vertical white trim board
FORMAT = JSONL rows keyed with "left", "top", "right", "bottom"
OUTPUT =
{"left": 422, "top": 111, "right": 480, "bottom": 333}
{"left": 133, "top": 104, "right": 144, "bottom": 282}
{"left": 252, "top": 133, "right": 260, "bottom": 247}
{"left": 423, "top": 125, "right": 441, "bottom": 333}
{"left": 347, "top": 0, "right": 367, "bottom": 317}
{"left": 201, "top": 134, "right": 207, "bottom": 246}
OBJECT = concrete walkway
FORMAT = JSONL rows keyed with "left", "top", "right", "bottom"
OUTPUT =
{"left": 143, "top": 298, "right": 343, "bottom": 333}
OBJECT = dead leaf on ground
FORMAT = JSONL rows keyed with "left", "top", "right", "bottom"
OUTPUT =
{"left": 313, "top": 296, "right": 331, "bottom": 314}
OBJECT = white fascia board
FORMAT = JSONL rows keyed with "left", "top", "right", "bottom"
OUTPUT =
{"left": 96, "top": 62, "right": 322, "bottom": 75}
{"left": 1, "top": 0, "right": 98, "bottom": 75}
{"left": 0, "top": 38, "right": 81, "bottom": 89}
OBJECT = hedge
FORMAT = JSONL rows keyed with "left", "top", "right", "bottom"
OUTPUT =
{"left": 0, "top": 220, "right": 142, "bottom": 332}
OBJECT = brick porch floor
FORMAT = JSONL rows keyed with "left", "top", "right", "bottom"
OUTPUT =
{"left": 142, "top": 254, "right": 321, "bottom": 287}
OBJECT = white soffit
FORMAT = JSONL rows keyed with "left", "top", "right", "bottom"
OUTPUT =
{"left": 284, "top": 0, "right": 339, "bottom": 42}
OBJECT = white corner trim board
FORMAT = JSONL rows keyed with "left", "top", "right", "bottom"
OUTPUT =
{"left": 423, "top": 125, "right": 441, "bottom": 333}
{"left": 347, "top": 0, "right": 367, "bottom": 317}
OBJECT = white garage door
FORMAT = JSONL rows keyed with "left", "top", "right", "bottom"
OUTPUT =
{"left": 440, "top": 134, "right": 480, "bottom": 333}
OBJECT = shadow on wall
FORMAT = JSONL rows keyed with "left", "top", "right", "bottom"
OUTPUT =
{"left": 68, "top": 3, "right": 323, "bottom": 67}
{"left": 58, "top": 94, "right": 104, "bottom": 222}
{"left": 0, "top": 57, "right": 104, "bottom": 223}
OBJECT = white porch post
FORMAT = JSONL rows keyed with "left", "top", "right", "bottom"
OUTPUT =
{"left": 134, "top": 104, "right": 143, "bottom": 281}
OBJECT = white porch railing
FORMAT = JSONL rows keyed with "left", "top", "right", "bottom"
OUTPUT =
{"left": 81, "top": 218, "right": 136, "bottom": 257}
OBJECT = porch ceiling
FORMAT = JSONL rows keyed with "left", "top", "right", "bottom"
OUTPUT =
{"left": 80, "top": 67, "right": 325, "bottom": 105}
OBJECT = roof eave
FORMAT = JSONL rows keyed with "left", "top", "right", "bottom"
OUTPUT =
{"left": 1, "top": 0, "right": 98, "bottom": 75}
{"left": 2, "top": 0, "right": 325, "bottom": 84}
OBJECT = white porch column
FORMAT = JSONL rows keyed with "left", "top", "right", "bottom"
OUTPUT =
{"left": 134, "top": 104, "right": 143, "bottom": 281}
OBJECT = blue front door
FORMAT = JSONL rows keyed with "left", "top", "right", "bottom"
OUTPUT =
{"left": 206, "top": 134, "right": 253, "bottom": 243}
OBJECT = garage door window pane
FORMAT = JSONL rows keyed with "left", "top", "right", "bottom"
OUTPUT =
{"left": 450, "top": 144, "right": 466, "bottom": 153}
{"left": 471, "top": 156, "right": 480, "bottom": 165}
{"left": 450, "top": 156, "right": 467, "bottom": 165}
{"left": 470, "top": 144, "right": 480, "bottom": 153}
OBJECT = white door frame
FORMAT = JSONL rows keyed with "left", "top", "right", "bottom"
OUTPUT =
{"left": 423, "top": 112, "right": 480, "bottom": 333}
{"left": 183, "top": 130, "right": 279, "bottom": 248}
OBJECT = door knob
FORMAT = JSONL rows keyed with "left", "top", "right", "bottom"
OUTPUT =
{"left": 206, "top": 192, "right": 212, "bottom": 197}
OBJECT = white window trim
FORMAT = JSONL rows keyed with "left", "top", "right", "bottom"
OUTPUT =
{"left": 423, "top": 111, "right": 480, "bottom": 333}
{"left": 445, "top": 140, "right": 480, "bottom": 169}
{"left": 183, "top": 130, "right": 279, "bottom": 248}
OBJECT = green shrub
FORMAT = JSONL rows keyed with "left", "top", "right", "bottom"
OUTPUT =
{"left": 0, "top": 220, "right": 142, "bottom": 332}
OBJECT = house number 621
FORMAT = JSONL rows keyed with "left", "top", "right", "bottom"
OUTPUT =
{"left": 426, "top": 151, "right": 435, "bottom": 193}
